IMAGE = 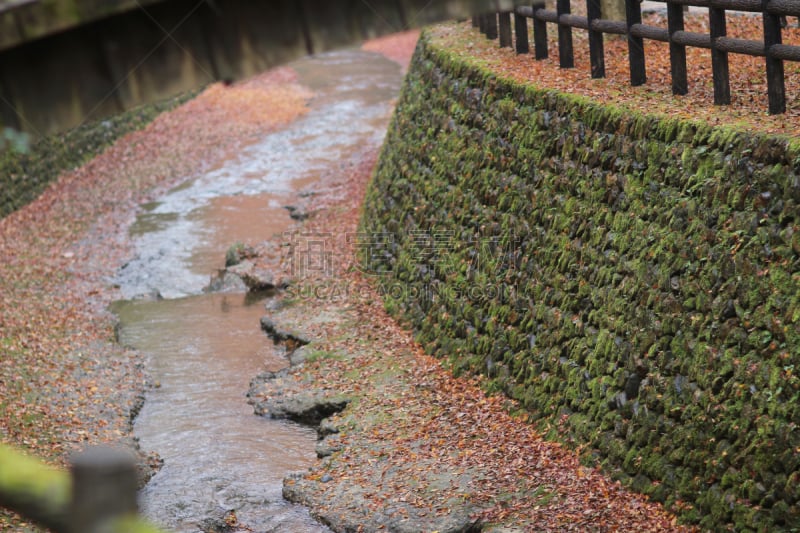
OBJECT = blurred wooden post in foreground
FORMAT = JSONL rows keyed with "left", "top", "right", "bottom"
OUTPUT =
{"left": 70, "top": 447, "right": 139, "bottom": 533}
{"left": 0, "top": 443, "right": 163, "bottom": 533}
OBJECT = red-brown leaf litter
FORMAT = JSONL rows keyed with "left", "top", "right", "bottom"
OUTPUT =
{"left": 0, "top": 66, "right": 310, "bottom": 529}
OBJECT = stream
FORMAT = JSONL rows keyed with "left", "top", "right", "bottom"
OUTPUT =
{"left": 111, "top": 49, "right": 404, "bottom": 532}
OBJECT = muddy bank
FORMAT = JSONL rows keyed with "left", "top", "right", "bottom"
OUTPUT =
{"left": 245, "top": 291, "right": 690, "bottom": 532}
{"left": 247, "top": 314, "right": 481, "bottom": 533}
{"left": 230, "top": 133, "right": 692, "bottom": 532}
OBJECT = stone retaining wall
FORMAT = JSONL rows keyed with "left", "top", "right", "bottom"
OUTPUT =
{"left": 361, "top": 31, "right": 800, "bottom": 530}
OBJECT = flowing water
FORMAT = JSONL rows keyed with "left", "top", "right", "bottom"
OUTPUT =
{"left": 112, "top": 49, "right": 404, "bottom": 532}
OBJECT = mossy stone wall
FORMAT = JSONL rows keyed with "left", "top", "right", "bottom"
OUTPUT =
{"left": 361, "top": 33, "right": 800, "bottom": 531}
{"left": 0, "top": 93, "right": 193, "bottom": 219}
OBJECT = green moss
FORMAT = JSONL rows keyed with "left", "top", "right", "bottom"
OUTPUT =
{"left": 303, "top": 349, "right": 350, "bottom": 363}
{"left": 360, "top": 28, "right": 799, "bottom": 533}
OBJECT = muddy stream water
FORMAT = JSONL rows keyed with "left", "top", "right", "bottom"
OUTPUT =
{"left": 111, "top": 50, "right": 403, "bottom": 532}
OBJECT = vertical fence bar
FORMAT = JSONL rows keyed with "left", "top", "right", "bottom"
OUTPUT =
{"left": 586, "top": 0, "right": 605, "bottom": 78}
{"left": 625, "top": 0, "right": 646, "bottom": 85}
{"left": 709, "top": 7, "right": 731, "bottom": 105}
{"left": 532, "top": 3, "right": 548, "bottom": 59}
{"left": 472, "top": 15, "right": 480, "bottom": 28}
{"left": 557, "top": 0, "right": 574, "bottom": 68}
{"left": 479, "top": 13, "right": 487, "bottom": 34}
{"left": 762, "top": 1, "right": 786, "bottom": 114}
{"left": 667, "top": 1, "right": 688, "bottom": 95}
{"left": 486, "top": 12, "right": 499, "bottom": 40}
{"left": 515, "top": 9, "right": 530, "bottom": 54}
{"left": 499, "top": 10, "right": 513, "bottom": 47}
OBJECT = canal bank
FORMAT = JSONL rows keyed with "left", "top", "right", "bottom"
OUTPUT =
{"left": 230, "top": 117, "right": 691, "bottom": 533}
{"left": 0, "top": 33, "right": 412, "bottom": 531}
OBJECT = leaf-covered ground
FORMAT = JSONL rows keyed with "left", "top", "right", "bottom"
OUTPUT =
{"left": 0, "top": 67, "right": 311, "bottom": 530}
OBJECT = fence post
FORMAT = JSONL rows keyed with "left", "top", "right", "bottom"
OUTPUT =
{"left": 514, "top": 9, "right": 530, "bottom": 54}
{"left": 762, "top": 2, "right": 786, "bottom": 114}
{"left": 667, "top": 1, "right": 688, "bottom": 95}
{"left": 69, "top": 447, "right": 139, "bottom": 533}
{"left": 625, "top": 0, "right": 646, "bottom": 85}
{"left": 709, "top": 6, "right": 731, "bottom": 105}
{"left": 485, "top": 12, "right": 498, "bottom": 40}
{"left": 499, "top": 10, "right": 513, "bottom": 47}
{"left": 586, "top": 0, "right": 605, "bottom": 78}
{"left": 557, "top": 0, "right": 574, "bottom": 68}
{"left": 532, "top": 3, "right": 548, "bottom": 59}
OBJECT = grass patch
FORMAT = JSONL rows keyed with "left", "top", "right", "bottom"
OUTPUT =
{"left": 304, "top": 348, "right": 350, "bottom": 363}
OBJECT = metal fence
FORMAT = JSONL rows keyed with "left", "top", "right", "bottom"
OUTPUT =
{"left": 474, "top": 0, "right": 800, "bottom": 114}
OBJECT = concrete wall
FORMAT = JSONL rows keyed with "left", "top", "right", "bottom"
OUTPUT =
{"left": 0, "top": 0, "right": 519, "bottom": 136}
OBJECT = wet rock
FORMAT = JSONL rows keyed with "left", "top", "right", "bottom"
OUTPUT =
{"left": 284, "top": 204, "right": 310, "bottom": 221}
{"left": 247, "top": 367, "right": 290, "bottom": 388}
{"left": 197, "top": 508, "right": 241, "bottom": 533}
{"left": 260, "top": 316, "right": 310, "bottom": 346}
{"left": 252, "top": 391, "right": 350, "bottom": 425}
{"left": 131, "top": 289, "right": 163, "bottom": 301}
{"left": 288, "top": 345, "right": 310, "bottom": 366}
{"left": 225, "top": 260, "right": 277, "bottom": 291}
{"left": 248, "top": 369, "right": 349, "bottom": 425}
{"left": 318, "top": 417, "right": 342, "bottom": 438}
{"left": 204, "top": 270, "right": 247, "bottom": 293}
{"left": 315, "top": 434, "right": 344, "bottom": 458}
